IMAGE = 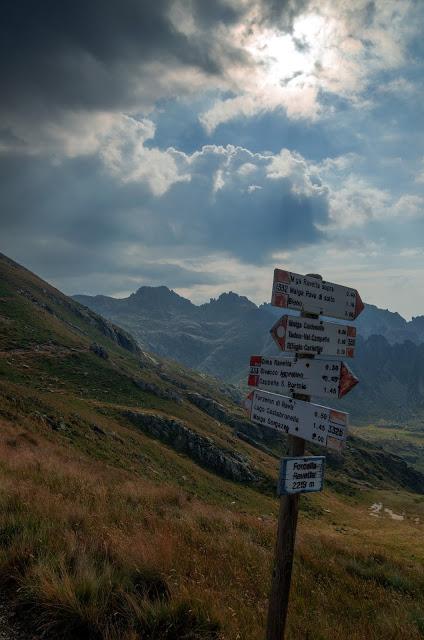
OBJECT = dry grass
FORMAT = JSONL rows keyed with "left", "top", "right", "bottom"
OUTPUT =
{"left": 0, "top": 417, "right": 421, "bottom": 640}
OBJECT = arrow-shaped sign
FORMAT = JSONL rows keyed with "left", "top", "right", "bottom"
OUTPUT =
{"left": 248, "top": 355, "right": 358, "bottom": 399}
{"left": 271, "top": 268, "right": 364, "bottom": 320}
{"left": 245, "top": 389, "right": 348, "bottom": 452}
{"left": 270, "top": 315, "right": 356, "bottom": 358}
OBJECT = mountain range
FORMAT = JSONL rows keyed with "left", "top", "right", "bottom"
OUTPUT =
{"left": 1, "top": 252, "right": 424, "bottom": 638}
{"left": 74, "top": 286, "right": 424, "bottom": 424}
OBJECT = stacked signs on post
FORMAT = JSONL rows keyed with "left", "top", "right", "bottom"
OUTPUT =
{"left": 246, "top": 268, "right": 363, "bottom": 494}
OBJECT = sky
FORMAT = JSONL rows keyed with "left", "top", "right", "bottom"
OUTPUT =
{"left": 1, "top": 0, "right": 424, "bottom": 318}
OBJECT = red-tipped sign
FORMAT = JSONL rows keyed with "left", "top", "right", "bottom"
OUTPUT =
{"left": 270, "top": 315, "right": 356, "bottom": 358}
{"left": 248, "top": 355, "right": 358, "bottom": 399}
{"left": 272, "top": 268, "right": 364, "bottom": 320}
{"left": 339, "top": 362, "right": 359, "bottom": 398}
{"left": 247, "top": 389, "right": 348, "bottom": 452}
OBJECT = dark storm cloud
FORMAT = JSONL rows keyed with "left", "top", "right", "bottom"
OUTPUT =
{"left": 1, "top": 0, "right": 244, "bottom": 121}
{"left": 1, "top": 0, "right": 310, "bottom": 121}
{"left": 0, "top": 0, "right": 327, "bottom": 296}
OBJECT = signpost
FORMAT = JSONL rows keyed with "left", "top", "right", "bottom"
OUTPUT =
{"left": 246, "top": 269, "right": 363, "bottom": 640}
{"left": 278, "top": 456, "right": 325, "bottom": 495}
{"left": 246, "top": 388, "right": 348, "bottom": 452}
{"left": 270, "top": 315, "right": 356, "bottom": 357}
{"left": 248, "top": 355, "right": 358, "bottom": 399}
{"left": 271, "top": 268, "right": 364, "bottom": 320}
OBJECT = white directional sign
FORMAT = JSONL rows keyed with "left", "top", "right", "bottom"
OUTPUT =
{"left": 248, "top": 355, "right": 358, "bottom": 399}
{"left": 245, "top": 388, "right": 348, "bottom": 451}
{"left": 278, "top": 456, "right": 325, "bottom": 495}
{"left": 271, "top": 268, "right": 364, "bottom": 320}
{"left": 270, "top": 315, "right": 356, "bottom": 358}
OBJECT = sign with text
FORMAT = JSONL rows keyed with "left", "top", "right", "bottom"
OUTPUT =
{"left": 248, "top": 355, "right": 358, "bottom": 399}
{"left": 271, "top": 269, "right": 364, "bottom": 320}
{"left": 278, "top": 456, "right": 325, "bottom": 495}
{"left": 270, "top": 315, "right": 356, "bottom": 357}
{"left": 246, "top": 388, "right": 348, "bottom": 451}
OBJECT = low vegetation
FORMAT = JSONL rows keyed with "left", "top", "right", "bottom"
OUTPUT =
{"left": 0, "top": 252, "right": 423, "bottom": 639}
{"left": 0, "top": 408, "right": 423, "bottom": 639}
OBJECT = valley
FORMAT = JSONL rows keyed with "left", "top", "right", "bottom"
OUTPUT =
{"left": 0, "top": 252, "right": 423, "bottom": 639}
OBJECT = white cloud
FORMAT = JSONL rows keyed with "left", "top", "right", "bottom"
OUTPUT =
{"left": 378, "top": 77, "right": 417, "bottom": 95}
{"left": 390, "top": 194, "right": 424, "bottom": 218}
{"left": 199, "top": 0, "right": 418, "bottom": 131}
{"left": 398, "top": 248, "right": 424, "bottom": 257}
{"left": 99, "top": 116, "right": 191, "bottom": 196}
{"left": 324, "top": 175, "right": 424, "bottom": 229}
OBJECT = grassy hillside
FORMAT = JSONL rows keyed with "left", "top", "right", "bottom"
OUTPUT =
{"left": 352, "top": 423, "right": 424, "bottom": 474}
{"left": 0, "top": 252, "right": 424, "bottom": 639}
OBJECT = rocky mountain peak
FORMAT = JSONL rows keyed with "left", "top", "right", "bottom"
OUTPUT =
{"left": 129, "top": 285, "right": 194, "bottom": 312}
{"left": 204, "top": 291, "right": 257, "bottom": 316}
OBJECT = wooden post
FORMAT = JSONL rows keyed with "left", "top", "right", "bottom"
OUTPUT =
{"left": 266, "top": 294, "right": 321, "bottom": 640}
{"left": 265, "top": 427, "right": 306, "bottom": 639}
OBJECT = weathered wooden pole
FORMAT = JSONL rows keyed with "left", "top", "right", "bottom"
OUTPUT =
{"left": 265, "top": 432, "right": 305, "bottom": 640}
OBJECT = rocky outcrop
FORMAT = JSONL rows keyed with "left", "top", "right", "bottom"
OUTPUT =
{"left": 186, "top": 392, "right": 229, "bottom": 423}
{"left": 90, "top": 343, "right": 109, "bottom": 359}
{"left": 83, "top": 310, "right": 141, "bottom": 355}
{"left": 186, "top": 392, "right": 285, "bottom": 450}
{"left": 132, "top": 379, "right": 183, "bottom": 404}
{"left": 17, "top": 284, "right": 141, "bottom": 356}
{"left": 122, "top": 410, "right": 257, "bottom": 483}
{"left": 157, "top": 371, "right": 189, "bottom": 390}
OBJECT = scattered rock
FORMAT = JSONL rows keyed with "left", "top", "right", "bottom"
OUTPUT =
{"left": 91, "top": 423, "right": 106, "bottom": 437}
{"left": 89, "top": 343, "right": 109, "bottom": 359}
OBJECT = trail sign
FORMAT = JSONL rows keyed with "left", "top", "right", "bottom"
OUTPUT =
{"left": 261, "top": 270, "right": 361, "bottom": 640}
{"left": 278, "top": 456, "right": 325, "bottom": 495}
{"left": 248, "top": 355, "right": 358, "bottom": 399}
{"left": 270, "top": 315, "right": 356, "bottom": 357}
{"left": 271, "top": 268, "right": 364, "bottom": 320}
{"left": 246, "top": 388, "right": 348, "bottom": 452}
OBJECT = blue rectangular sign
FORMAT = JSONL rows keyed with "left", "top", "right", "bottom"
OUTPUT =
{"left": 278, "top": 455, "right": 325, "bottom": 495}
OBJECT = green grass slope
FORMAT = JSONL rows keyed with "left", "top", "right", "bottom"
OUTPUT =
{"left": 0, "top": 252, "right": 423, "bottom": 639}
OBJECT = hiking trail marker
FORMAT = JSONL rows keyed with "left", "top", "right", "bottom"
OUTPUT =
{"left": 248, "top": 355, "right": 358, "bottom": 399}
{"left": 270, "top": 315, "right": 356, "bottom": 358}
{"left": 271, "top": 268, "right": 364, "bottom": 320}
{"left": 278, "top": 456, "right": 325, "bottom": 495}
{"left": 245, "top": 388, "right": 348, "bottom": 452}
{"left": 246, "top": 269, "right": 363, "bottom": 640}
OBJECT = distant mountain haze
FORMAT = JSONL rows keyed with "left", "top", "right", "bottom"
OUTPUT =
{"left": 74, "top": 286, "right": 424, "bottom": 424}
